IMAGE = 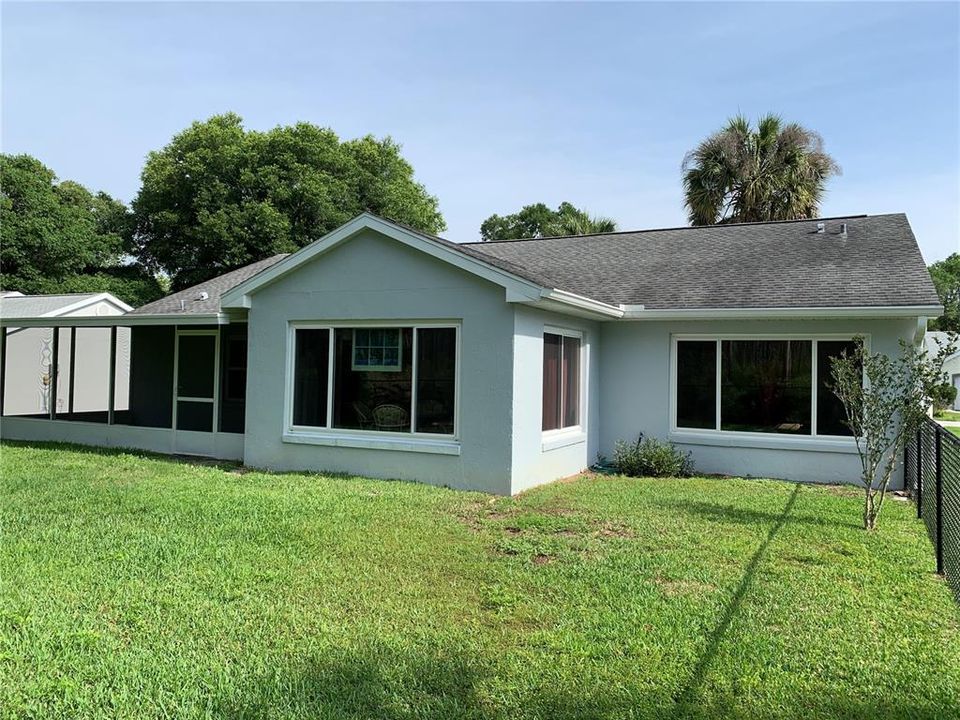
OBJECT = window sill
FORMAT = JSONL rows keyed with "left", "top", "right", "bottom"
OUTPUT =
{"left": 542, "top": 428, "right": 587, "bottom": 452}
{"left": 282, "top": 431, "right": 461, "bottom": 455}
{"left": 668, "top": 429, "right": 858, "bottom": 454}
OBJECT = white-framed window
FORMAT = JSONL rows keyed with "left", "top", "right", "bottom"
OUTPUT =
{"left": 671, "top": 335, "right": 863, "bottom": 438}
{"left": 542, "top": 327, "right": 582, "bottom": 433}
{"left": 287, "top": 322, "right": 458, "bottom": 437}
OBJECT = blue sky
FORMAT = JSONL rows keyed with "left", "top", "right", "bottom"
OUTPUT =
{"left": 3, "top": 2, "right": 958, "bottom": 260}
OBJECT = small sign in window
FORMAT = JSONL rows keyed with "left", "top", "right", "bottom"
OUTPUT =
{"left": 352, "top": 328, "right": 403, "bottom": 372}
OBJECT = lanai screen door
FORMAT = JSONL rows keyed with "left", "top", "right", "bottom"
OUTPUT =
{"left": 174, "top": 330, "right": 219, "bottom": 432}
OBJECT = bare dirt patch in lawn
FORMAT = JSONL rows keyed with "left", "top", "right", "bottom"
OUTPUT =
{"left": 595, "top": 521, "right": 635, "bottom": 539}
{"left": 652, "top": 575, "right": 716, "bottom": 597}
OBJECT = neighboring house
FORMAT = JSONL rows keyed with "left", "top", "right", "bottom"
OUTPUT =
{"left": 0, "top": 213, "right": 942, "bottom": 494}
{"left": 925, "top": 330, "right": 960, "bottom": 410}
{"left": 0, "top": 292, "right": 132, "bottom": 418}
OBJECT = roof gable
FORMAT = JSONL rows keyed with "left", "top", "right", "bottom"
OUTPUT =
{"left": 219, "top": 214, "right": 625, "bottom": 319}
{"left": 925, "top": 331, "right": 960, "bottom": 362}
{"left": 220, "top": 213, "right": 548, "bottom": 309}
{"left": 0, "top": 292, "right": 132, "bottom": 318}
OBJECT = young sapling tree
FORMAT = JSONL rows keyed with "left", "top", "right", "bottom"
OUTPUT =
{"left": 830, "top": 335, "right": 954, "bottom": 530}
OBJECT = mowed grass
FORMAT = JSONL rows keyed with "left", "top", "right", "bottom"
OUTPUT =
{"left": 2, "top": 442, "right": 959, "bottom": 720}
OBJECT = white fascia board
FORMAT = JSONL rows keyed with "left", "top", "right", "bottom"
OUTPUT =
{"left": 619, "top": 305, "right": 944, "bottom": 320}
{"left": 535, "top": 289, "right": 624, "bottom": 319}
{"left": 220, "top": 213, "right": 545, "bottom": 308}
{"left": 44, "top": 292, "right": 134, "bottom": 317}
{"left": 0, "top": 313, "right": 229, "bottom": 328}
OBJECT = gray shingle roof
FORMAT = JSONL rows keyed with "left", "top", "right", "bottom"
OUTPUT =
{"left": 375, "top": 214, "right": 557, "bottom": 287}
{"left": 0, "top": 293, "right": 110, "bottom": 318}
{"left": 130, "top": 213, "right": 940, "bottom": 317}
{"left": 129, "top": 254, "right": 289, "bottom": 315}
{"left": 463, "top": 213, "right": 940, "bottom": 309}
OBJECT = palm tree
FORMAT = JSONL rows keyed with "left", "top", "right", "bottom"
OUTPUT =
{"left": 682, "top": 114, "right": 840, "bottom": 226}
{"left": 548, "top": 202, "right": 618, "bottom": 236}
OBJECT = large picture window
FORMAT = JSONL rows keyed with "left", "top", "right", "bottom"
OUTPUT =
{"left": 543, "top": 331, "right": 581, "bottom": 432}
{"left": 290, "top": 325, "right": 456, "bottom": 436}
{"left": 721, "top": 340, "right": 812, "bottom": 434}
{"left": 674, "top": 337, "right": 858, "bottom": 437}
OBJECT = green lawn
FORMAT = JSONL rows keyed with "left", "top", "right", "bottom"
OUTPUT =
{"left": 935, "top": 409, "right": 960, "bottom": 422}
{"left": 948, "top": 426, "right": 960, "bottom": 438}
{"left": 2, "top": 442, "right": 958, "bottom": 720}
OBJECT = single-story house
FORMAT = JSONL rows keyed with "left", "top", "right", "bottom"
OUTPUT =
{"left": 0, "top": 212, "right": 942, "bottom": 494}
{"left": 0, "top": 292, "right": 132, "bottom": 418}
{"left": 925, "top": 331, "right": 960, "bottom": 410}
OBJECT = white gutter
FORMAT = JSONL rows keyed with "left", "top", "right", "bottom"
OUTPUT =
{"left": 537, "top": 289, "right": 625, "bottom": 318}
{"left": 0, "top": 313, "right": 230, "bottom": 328}
{"left": 618, "top": 304, "right": 943, "bottom": 320}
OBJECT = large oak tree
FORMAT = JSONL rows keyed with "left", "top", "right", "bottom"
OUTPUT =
{"left": 131, "top": 114, "right": 445, "bottom": 289}
{"left": 0, "top": 154, "right": 164, "bottom": 306}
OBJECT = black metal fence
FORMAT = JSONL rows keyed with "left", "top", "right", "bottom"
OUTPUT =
{"left": 904, "top": 417, "right": 960, "bottom": 600}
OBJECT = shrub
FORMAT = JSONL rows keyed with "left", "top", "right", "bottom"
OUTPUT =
{"left": 930, "top": 382, "right": 958, "bottom": 413}
{"left": 612, "top": 434, "right": 694, "bottom": 478}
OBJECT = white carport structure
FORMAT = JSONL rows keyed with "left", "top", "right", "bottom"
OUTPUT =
{"left": 0, "top": 293, "right": 132, "bottom": 418}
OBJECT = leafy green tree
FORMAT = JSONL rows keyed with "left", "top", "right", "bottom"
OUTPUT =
{"left": 131, "top": 114, "right": 445, "bottom": 289}
{"left": 480, "top": 201, "right": 617, "bottom": 242}
{"left": 0, "top": 154, "right": 163, "bottom": 306}
{"left": 928, "top": 254, "right": 960, "bottom": 332}
{"left": 682, "top": 114, "right": 840, "bottom": 226}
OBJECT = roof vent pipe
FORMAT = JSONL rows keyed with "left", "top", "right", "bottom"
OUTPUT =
{"left": 816, "top": 222, "right": 825, "bottom": 234}
{"left": 840, "top": 223, "right": 848, "bottom": 238}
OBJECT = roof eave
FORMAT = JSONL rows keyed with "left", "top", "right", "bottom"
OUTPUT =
{"left": 530, "top": 289, "right": 625, "bottom": 319}
{"left": 618, "top": 304, "right": 944, "bottom": 320}
{"left": 0, "top": 313, "right": 230, "bottom": 328}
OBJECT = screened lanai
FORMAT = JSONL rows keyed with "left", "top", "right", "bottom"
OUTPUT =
{"left": 0, "top": 315, "right": 249, "bottom": 459}
{"left": 0, "top": 256, "right": 288, "bottom": 458}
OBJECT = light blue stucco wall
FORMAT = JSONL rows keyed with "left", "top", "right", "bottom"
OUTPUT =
{"left": 242, "top": 229, "right": 517, "bottom": 494}
{"left": 599, "top": 317, "right": 919, "bottom": 488}
{"left": 510, "top": 307, "right": 600, "bottom": 494}
{"left": 240, "top": 225, "right": 923, "bottom": 494}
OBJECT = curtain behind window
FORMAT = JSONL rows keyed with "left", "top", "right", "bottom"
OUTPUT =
{"left": 542, "top": 333, "right": 562, "bottom": 431}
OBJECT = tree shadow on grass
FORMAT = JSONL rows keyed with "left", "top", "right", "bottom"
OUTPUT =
{"left": 671, "top": 484, "right": 800, "bottom": 717}
{"left": 203, "top": 478, "right": 951, "bottom": 719}
{"left": 212, "top": 644, "right": 495, "bottom": 720}
{"left": 209, "top": 635, "right": 954, "bottom": 720}
{"left": 659, "top": 488, "right": 861, "bottom": 531}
